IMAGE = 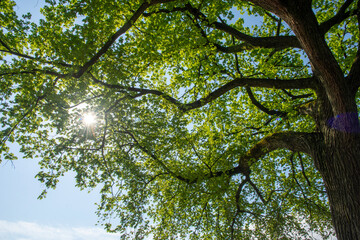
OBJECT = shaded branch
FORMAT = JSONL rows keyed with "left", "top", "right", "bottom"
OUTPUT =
{"left": 0, "top": 69, "right": 67, "bottom": 78}
{"left": 74, "top": 0, "right": 176, "bottom": 78}
{"left": 348, "top": 0, "right": 360, "bottom": 88}
{"left": 248, "top": 179, "right": 269, "bottom": 204}
{"left": 144, "top": 4, "right": 301, "bottom": 51}
{"left": 240, "top": 132, "right": 320, "bottom": 167}
{"left": 245, "top": 86, "right": 286, "bottom": 117}
{"left": 183, "top": 77, "right": 315, "bottom": 111}
{"left": 122, "top": 128, "right": 193, "bottom": 183}
{"left": 0, "top": 95, "right": 44, "bottom": 150}
{"left": 0, "top": 38, "right": 13, "bottom": 52}
{"left": 319, "top": 0, "right": 357, "bottom": 34}
{"left": 184, "top": 3, "right": 301, "bottom": 50}
{"left": 91, "top": 73, "right": 315, "bottom": 112}
{"left": 282, "top": 89, "right": 313, "bottom": 100}
{"left": 298, "top": 152, "right": 311, "bottom": 187}
{"left": 0, "top": 39, "right": 72, "bottom": 68}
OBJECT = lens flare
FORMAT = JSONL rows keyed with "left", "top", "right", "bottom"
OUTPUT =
{"left": 82, "top": 112, "right": 96, "bottom": 126}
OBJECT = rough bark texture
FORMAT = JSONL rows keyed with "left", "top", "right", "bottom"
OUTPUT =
{"left": 313, "top": 133, "right": 360, "bottom": 240}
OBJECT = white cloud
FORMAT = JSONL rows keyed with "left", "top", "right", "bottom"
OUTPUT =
{"left": 0, "top": 220, "right": 119, "bottom": 240}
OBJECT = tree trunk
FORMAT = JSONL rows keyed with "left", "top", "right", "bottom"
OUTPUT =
{"left": 313, "top": 133, "right": 360, "bottom": 239}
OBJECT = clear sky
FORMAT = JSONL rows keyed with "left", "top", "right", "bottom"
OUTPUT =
{"left": 0, "top": 1, "right": 119, "bottom": 239}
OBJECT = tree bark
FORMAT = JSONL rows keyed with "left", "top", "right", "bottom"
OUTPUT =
{"left": 313, "top": 132, "right": 360, "bottom": 239}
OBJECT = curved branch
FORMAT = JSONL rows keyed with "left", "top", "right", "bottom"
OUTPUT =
{"left": 123, "top": 128, "right": 192, "bottom": 183}
{"left": 348, "top": 1, "right": 360, "bottom": 89}
{"left": 241, "top": 131, "right": 320, "bottom": 166}
{"left": 0, "top": 69, "right": 67, "bottom": 78}
{"left": 319, "top": 0, "right": 357, "bottom": 34}
{"left": 249, "top": 0, "right": 353, "bottom": 115}
{"left": 91, "top": 74, "right": 315, "bottom": 112}
{"left": 0, "top": 95, "right": 44, "bottom": 150}
{"left": 74, "top": 0, "right": 176, "bottom": 78}
{"left": 0, "top": 36, "right": 72, "bottom": 68}
{"left": 298, "top": 152, "right": 311, "bottom": 187}
{"left": 282, "top": 89, "right": 313, "bottom": 100}
{"left": 184, "top": 4, "right": 301, "bottom": 50}
{"left": 144, "top": 4, "right": 301, "bottom": 50}
{"left": 189, "top": 132, "right": 320, "bottom": 184}
{"left": 183, "top": 77, "right": 315, "bottom": 111}
{"left": 248, "top": 179, "right": 270, "bottom": 204}
{"left": 245, "top": 86, "right": 286, "bottom": 117}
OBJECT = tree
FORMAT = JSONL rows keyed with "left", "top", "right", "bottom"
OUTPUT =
{"left": 1, "top": 0, "right": 359, "bottom": 238}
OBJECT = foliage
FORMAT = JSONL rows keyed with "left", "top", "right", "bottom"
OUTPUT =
{"left": 1, "top": 0, "right": 359, "bottom": 239}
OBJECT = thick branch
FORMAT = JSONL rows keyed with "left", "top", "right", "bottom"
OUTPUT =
{"left": 144, "top": 4, "right": 301, "bottom": 50}
{"left": 319, "top": 0, "right": 357, "bottom": 34}
{"left": 241, "top": 132, "right": 320, "bottom": 166}
{"left": 184, "top": 4, "right": 301, "bottom": 50}
{"left": 91, "top": 74, "right": 315, "bottom": 111}
{"left": 183, "top": 77, "right": 315, "bottom": 111}
{"left": 249, "top": 0, "right": 355, "bottom": 115}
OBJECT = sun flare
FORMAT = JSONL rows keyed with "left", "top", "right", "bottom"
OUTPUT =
{"left": 82, "top": 112, "right": 97, "bottom": 126}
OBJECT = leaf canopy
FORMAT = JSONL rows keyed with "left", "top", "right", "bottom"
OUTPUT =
{"left": 2, "top": 0, "right": 359, "bottom": 239}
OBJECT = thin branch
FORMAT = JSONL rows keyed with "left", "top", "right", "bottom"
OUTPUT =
{"left": 245, "top": 86, "right": 286, "bottom": 117}
{"left": 232, "top": 36, "right": 243, "bottom": 77}
{"left": 231, "top": 177, "right": 259, "bottom": 240}
{"left": 298, "top": 152, "right": 311, "bottom": 187}
{"left": 0, "top": 37, "right": 72, "bottom": 67}
{"left": 74, "top": 0, "right": 176, "bottom": 78}
{"left": 289, "top": 152, "right": 313, "bottom": 216}
{"left": 348, "top": 1, "right": 360, "bottom": 88}
{"left": 52, "top": 94, "right": 103, "bottom": 109}
{"left": 0, "top": 38, "right": 13, "bottom": 52}
{"left": 190, "top": 140, "right": 212, "bottom": 173}
{"left": 122, "top": 128, "right": 193, "bottom": 183}
{"left": 282, "top": 89, "right": 313, "bottom": 100}
{"left": 248, "top": 179, "right": 268, "bottom": 204}
{"left": 235, "top": 177, "right": 250, "bottom": 212}
{"left": 0, "top": 95, "right": 44, "bottom": 150}
{"left": 144, "top": 172, "right": 169, "bottom": 188}
{"left": 0, "top": 69, "right": 67, "bottom": 78}
{"left": 89, "top": 73, "right": 182, "bottom": 107}
{"left": 276, "top": 19, "right": 282, "bottom": 36}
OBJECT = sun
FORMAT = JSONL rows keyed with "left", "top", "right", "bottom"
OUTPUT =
{"left": 82, "top": 112, "right": 97, "bottom": 126}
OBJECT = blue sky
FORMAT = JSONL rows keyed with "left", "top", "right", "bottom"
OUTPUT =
{"left": 0, "top": 0, "right": 119, "bottom": 239}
